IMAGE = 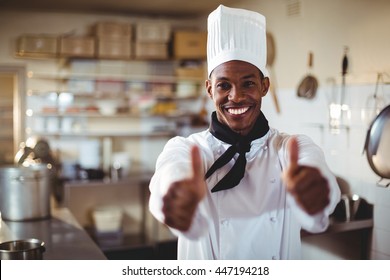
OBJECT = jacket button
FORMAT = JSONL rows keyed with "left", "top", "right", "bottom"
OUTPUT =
{"left": 270, "top": 217, "right": 276, "bottom": 223}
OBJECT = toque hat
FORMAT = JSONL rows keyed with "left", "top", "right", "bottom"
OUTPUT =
{"left": 207, "top": 5, "right": 267, "bottom": 77}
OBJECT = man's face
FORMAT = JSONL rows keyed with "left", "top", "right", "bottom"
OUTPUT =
{"left": 206, "top": 60, "right": 269, "bottom": 135}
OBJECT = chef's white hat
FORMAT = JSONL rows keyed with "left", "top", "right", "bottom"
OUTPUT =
{"left": 207, "top": 5, "right": 267, "bottom": 77}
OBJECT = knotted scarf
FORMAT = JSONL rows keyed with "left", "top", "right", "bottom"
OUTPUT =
{"left": 206, "top": 111, "right": 269, "bottom": 192}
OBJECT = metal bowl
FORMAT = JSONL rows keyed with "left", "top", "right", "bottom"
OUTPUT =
{"left": 0, "top": 239, "right": 45, "bottom": 260}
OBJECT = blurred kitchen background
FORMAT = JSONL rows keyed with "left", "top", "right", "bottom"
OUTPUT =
{"left": 0, "top": 0, "right": 389, "bottom": 260}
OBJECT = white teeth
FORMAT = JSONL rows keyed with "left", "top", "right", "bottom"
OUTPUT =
{"left": 228, "top": 107, "right": 249, "bottom": 115}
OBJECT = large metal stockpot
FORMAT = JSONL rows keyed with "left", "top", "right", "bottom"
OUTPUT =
{"left": 0, "top": 164, "right": 51, "bottom": 221}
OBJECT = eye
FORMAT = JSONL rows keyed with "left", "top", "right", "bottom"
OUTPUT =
{"left": 216, "top": 81, "right": 231, "bottom": 91}
{"left": 243, "top": 80, "right": 256, "bottom": 88}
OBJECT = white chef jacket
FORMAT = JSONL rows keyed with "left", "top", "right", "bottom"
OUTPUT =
{"left": 149, "top": 127, "right": 340, "bottom": 260}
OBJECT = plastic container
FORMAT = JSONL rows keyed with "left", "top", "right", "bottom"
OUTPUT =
{"left": 92, "top": 206, "right": 123, "bottom": 233}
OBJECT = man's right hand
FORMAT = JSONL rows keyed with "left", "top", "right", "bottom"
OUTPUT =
{"left": 162, "top": 145, "right": 207, "bottom": 231}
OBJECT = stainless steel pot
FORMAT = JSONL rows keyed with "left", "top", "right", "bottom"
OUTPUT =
{"left": 0, "top": 164, "right": 51, "bottom": 221}
{"left": 0, "top": 239, "right": 45, "bottom": 260}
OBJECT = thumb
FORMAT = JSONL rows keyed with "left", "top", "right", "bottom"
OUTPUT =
{"left": 190, "top": 145, "right": 203, "bottom": 182}
{"left": 190, "top": 145, "right": 206, "bottom": 197}
{"left": 287, "top": 136, "right": 299, "bottom": 171}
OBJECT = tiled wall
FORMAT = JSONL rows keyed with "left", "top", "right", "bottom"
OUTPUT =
{"left": 262, "top": 83, "right": 390, "bottom": 259}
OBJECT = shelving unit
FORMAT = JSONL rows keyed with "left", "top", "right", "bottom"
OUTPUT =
{"left": 24, "top": 58, "right": 207, "bottom": 177}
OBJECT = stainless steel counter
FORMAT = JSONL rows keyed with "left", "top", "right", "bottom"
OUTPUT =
{"left": 0, "top": 207, "right": 107, "bottom": 260}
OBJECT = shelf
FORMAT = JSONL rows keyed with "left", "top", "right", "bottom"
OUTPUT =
{"left": 31, "top": 110, "right": 197, "bottom": 119}
{"left": 28, "top": 71, "right": 205, "bottom": 83}
{"left": 28, "top": 89, "right": 201, "bottom": 100}
{"left": 31, "top": 130, "right": 176, "bottom": 138}
{"left": 24, "top": 59, "right": 205, "bottom": 176}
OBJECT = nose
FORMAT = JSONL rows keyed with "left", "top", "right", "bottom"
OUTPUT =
{"left": 228, "top": 87, "right": 245, "bottom": 102}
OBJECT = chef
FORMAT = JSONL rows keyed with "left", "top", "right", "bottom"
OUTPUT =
{"left": 149, "top": 5, "right": 340, "bottom": 260}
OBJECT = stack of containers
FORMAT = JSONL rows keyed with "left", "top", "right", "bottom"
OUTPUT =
{"left": 94, "top": 21, "right": 132, "bottom": 59}
{"left": 173, "top": 30, "right": 207, "bottom": 98}
{"left": 134, "top": 21, "right": 173, "bottom": 103}
{"left": 134, "top": 21, "right": 171, "bottom": 60}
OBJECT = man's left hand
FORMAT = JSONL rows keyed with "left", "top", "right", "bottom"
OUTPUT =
{"left": 282, "top": 137, "right": 330, "bottom": 215}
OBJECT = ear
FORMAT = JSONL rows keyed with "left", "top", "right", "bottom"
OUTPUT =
{"left": 205, "top": 79, "right": 213, "bottom": 99}
{"left": 261, "top": 77, "right": 270, "bottom": 97}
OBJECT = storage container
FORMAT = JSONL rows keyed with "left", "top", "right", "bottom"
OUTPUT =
{"left": 94, "top": 21, "right": 132, "bottom": 39}
{"left": 175, "top": 66, "right": 206, "bottom": 79}
{"left": 96, "top": 38, "right": 132, "bottom": 59}
{"left": 173, "top": 31, "right": 207, "bottom": 59}
{"left": 67, "top": 79, "right": 95, "bottom": 94}
{"left": 95, "top": 80, "right": 125, "bottom": 96}
{"left": 176, "top": 81, "right": 198, "bottom": 98}
{"left": 16, "top": 35, "right": 58, "bottom": 57}
{"left": 135, "top": 22, "right": 171, "bottom": 42}
{"left": 59, "top": 36, "right": 95, "bottom": 58}
{"left": 92, "top": 206, "right": 123, "bottom": 233}
{"left": 134, "top": 42, "right": 169, "bottom": 59}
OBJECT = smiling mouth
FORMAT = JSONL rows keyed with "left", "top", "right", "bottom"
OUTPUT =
{"left": 226, "top": 107, "right": 250, "bottom": 115}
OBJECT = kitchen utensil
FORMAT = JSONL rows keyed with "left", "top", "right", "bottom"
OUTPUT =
{"left": 364, "top": 104, "right": 390, "bottom": 186}
{"left": 297, "top": 51, "right": 318, "bottom": 99}
{"left": 340, "top": 47, "right": 348, "bottom": 106}
{"left": 0, "top": 238, "right": 45, "bottom": 260}
{"left": 266, "top": 32, "right": 281, "bottom": 113}
{"left": 15, "top": 138, "right": 56, "bottom": 165}
{"left": 362, "top": 73, "right": 387, "bottom": 125}
{"left": 0, "top": 164, "right": 51, "bottom": 221}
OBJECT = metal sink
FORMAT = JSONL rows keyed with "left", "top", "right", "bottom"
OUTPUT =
{"left": 330, "top": 194, "right": 373, "bottom": 222}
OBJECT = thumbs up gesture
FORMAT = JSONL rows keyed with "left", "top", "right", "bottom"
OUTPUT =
{"left": 282, "top": 137, "right": 330, "bottom": 215}
{"left": 162, "top": 145, "right": 207, "bottom": 231}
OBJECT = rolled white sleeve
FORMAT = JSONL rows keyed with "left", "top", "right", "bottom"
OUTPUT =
{"left": 280, "top": 135, "right": 341, "bottom": 233}
{"left": 148, "top": 136, "right": 210, "bottom": 240}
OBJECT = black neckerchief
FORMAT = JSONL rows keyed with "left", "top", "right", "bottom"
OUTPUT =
{"left": 206, "top": 111, "right": 269, "bottom": 192}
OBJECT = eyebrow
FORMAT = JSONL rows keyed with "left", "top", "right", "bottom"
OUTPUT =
{"left": 214, "top": 74, "right": 257, "bottom": 81}
{"left": 241, "top": 74, "right": 257, "bottom": 80}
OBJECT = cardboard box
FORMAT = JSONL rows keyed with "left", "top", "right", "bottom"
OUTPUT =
{"left": 135, "top": 22, "right": 171, "bottom": 43}
{"left": 174, "top": 31, "right": 207, "bottom": 59}
{"left": 134, "top": 42, "right": 169, "bottom": 59}
{"left": 60, "top": 36, "right": 95, "bottom": 58}
{"left": 16, "top": 35, "right": 58, "bottom": 57}
{"left": 96, "top": 38, "right": 132, "bottom": 59}
{"left": 94, "top": 22, "right": 132, "bottom": 39}
{"left": 175, "top": 66, "right": 206, "bottom": 79}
